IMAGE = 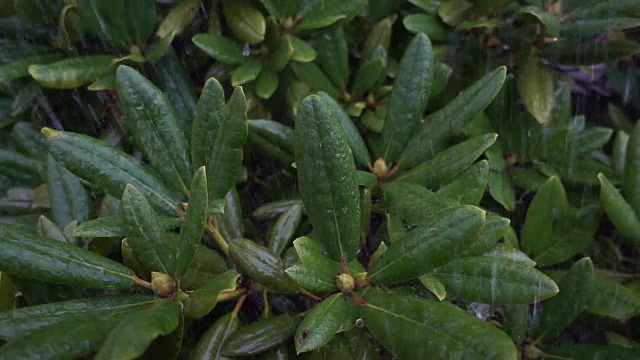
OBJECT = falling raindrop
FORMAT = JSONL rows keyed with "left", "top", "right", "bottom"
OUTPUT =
{"left": 355, "top": 318, "right": 364, "bottom": 328}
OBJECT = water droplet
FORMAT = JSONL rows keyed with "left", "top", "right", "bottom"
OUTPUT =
{"left": 355, "top": 318, "right": 364, "bottom": 328}
{"left": 242, "top": 43, "right": 251, "bottom": 56}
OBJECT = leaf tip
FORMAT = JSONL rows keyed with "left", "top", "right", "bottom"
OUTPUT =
{"left": 41, "top": 127, "right": 61, "bottom": 139}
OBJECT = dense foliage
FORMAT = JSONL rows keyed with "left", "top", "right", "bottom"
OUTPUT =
{"left": 1, "top": 0, "right": 640, "bottom": 359}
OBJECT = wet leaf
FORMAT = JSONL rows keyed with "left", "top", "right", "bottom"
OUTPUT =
{"left": 521, "top": 176, "right": 567, "bottom": 257}
{"left": 231, "top": 58, "right": 262, "bottom": 86}
{"left": 29, "top": 56, "right": 114, "bottom": 89}
{"left": 192, "top": 34, "right": 245, "bottom": 65}
{"left": 83, "top": 0, "right": 156, "bottom": 48}
{"left": 403, "top": 14, "right": 447, "bottom": 41}
{"left": 222, "top": 0, "right": 266, "bottom": 45}
{"left": 46, "top": 154, "right": 91, "bottom": 228}
{"left": 255, "top": 69, "right": 279, "bottom": 99}
{"left": 222, "top": 313, "right": 302, "bottom": 356}
{"left": 95, "top": 300, "right": 181, "bottom": 360}
{"left": 436, "top": 160, "right": 489, "bottom": 205}
{"left": 313, "top": 27, "right": 349, "bottom": 88}
{"left": 295, "top": 293, "right": 349, "bottom": 353}
{"left": 294, "top": 95, "right": 360, "bottom": 261}
{"left": 290, "top": 36, "right": 316, "bottom": 62}
{"left": 517, "top": 51, "right": 555, "bottom": 125}
{"left": 183, "top": 269, "right": 240, "bottom": 319}
{"left": 624, "top": 118, "right": 640, "bottom": 216}
{"left": 369, "top": 206, "right": 485, "bottom": 284}
{"left": 598, "top": 172, "right": 640, "bottom": 242}
{"left": 176, "top": 167, "right": 208, "bottom": 277}
{"left": 419, "top": 273, "right": 447, "bottom": 301}
{"left": 360, "top": 289, "right": 517, "bottom": 359}
{"left": 190, "top": 312, "right": 240, "bottom": 360}
{"left": 73, "top": 215, "right": 181, "bottom": 238}
{"left": 179, "top": 245, "right": 227, "bottom": 290}
{"left": 0, "top": 226, "right": 136, "bottom": 290}
{"left": 253, "top": 199, "right": 304, "bottom": 220}
{"left": 351, "top": 57, "right": 385, "bottom": 98}
{"left": 291, "top": 62, "right": 339, "bottom": 99}
{"left": 587, "top": 275, "right": 640, "bottom": 320}
{"left": 432, "top": 257, "right": 558, "bottom": 304}
{"left": 541, "top": 39, "right": 640, "bottom": 65}
{"left": 248, "top": 120, "right": 295, "bottom": 168}
{"left": 268, "top": 202, "right": 304, "bottom": 256}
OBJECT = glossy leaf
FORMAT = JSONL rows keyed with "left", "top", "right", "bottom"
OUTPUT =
{"left": 369, "top": 206, "right": 485, "bottom": 284}
{"left": 216, "top": 189, "right": 244, "bottom": 243}
{"left": 533, "top": 257, "right": 594, "bottom": 339}
{"left": 433, "top": 257, "right": 558, "bottom": 304}
{"left": 268, "top": 202, "right": 304, "bottom": 256}
{"left": 228, "top": 238, "right": 298, "bottom": 294}
{"left": 290, "top": 36, "right": 317, "bottom": 62}
{"left": 351, "top": 57, "right": 385, "bottom": 98}
{"left": 314, "top": 27, "right": 349, "bottom": 88}
{"left": 155, "top": 0, "right": 199, "bottom": 41}
{"left": 403, "top": 14, "right": 447, "bottom": 41}
{"left": 295, "top": 293, "right": 349, "bottom": 353}
{"left": 11, "top": 122, "right": 47, "bottom": 161}
{"left": 248, "top": 120, "right": 295, "bottom": 167}
{"left": 253, "top": 199, "right": 304, "bottom": 220}
{"left": 394, "top": 134, "right": 497, "bottom": 189}
{"left": 517, "top": 51, "right": 555, "bottom": 125}
{"left": 599, "top": 172, "right": 640, "bottom": 242}
{"left": 191, "top": 312, "right": 240, "bottom": 360}
{"left": 46, "top": 154, "right": 91, "bottom": 228}
{"left": 37, "top": 215, "right": 68, "bottom": 243}
{"left": 222, "top": 314, "right": 302, "bottom": 356}
{"left": 28, "top": 56, "right": 114, "bottom": 89}
{"left": 624, "top": 118, "right": 640, "bottom": 216}
{"left": 291, "top": 62, "right": 340, "bottom": 99}
{"left": 183, "top": 269, "right": 240, "bottom": 319}
{"left": 381, "top": 33, "right": 433, "bottom": 163}
{"left": 116, "top": 65, "right": 192, "bottom": 193}
{"left": 192, "top": 34, "right": 245, "bottom": 65}
{"left": 176, "top": 167, "right": 208, "bottom": 277}
{"left": 521, "top": 176, "right": 567, "bottom": 257}
{"left": 95, "top": 300, "right": 181, "bottom": 360}
{"left": 0, "top": 226, "right": 135, "bottom": 289}
{"left": 222, "top": 0, "right": 266, "bottom": 45}
{"left": 400, "top": 66, "right": 506, "bottom": 169}
{"left": 231, "top": 58, "right": 262, "bottom": 86}
{"left": 73, "top": 215, "right": 181, "bottom": 238}
{"left": 382, "top": 182, "right": 458, "bottom": 226}
{"left": 121, "top": 184, "right": 176, "bottom": 274}
{"left": 206, "top": 86, "right": 248, "bottom": 201}
{"left": 294, "top": 95, "right": 361, "bottom": 261}
{"left": 255, "top": 69, "right": 279, "bottom": 99}
{"left": 83, "top": 0, "right": 156, "bottom": 48}
{"left": 285, "top": 236, "right": 342, "bottom": 293}
{"left": 436, "top": 160, "right": 489, "bottom": 205}
{"left": 179, "top": 245, "right": 227, "bottom": 290}
{"left": 318, "top": 92, "right": 371, "bottom": 167}
{"left": 419, "top": 273, "right": 447, "bottom": 301}
{"left": 360, "top": 289, "right": 518, "bottom": 359}
{"left": 587, "top": 275, "right": 640, "bottom": 320}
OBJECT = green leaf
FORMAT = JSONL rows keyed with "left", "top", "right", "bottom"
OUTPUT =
{"left": 369, "top": 206, "right": 485, "bottom": 284}
{"left": 0, "top": 312, "right": 123, "bottom": 359}
{"left": 228, "top": 238, "right": 298, "bottom": 294}
{"left": 437, "top": 0, "right": 472, "bottom": 26}
{"left": 191, "top": 312, "right": 240, "bottom": 360}
{"left": 318, "top": 92, "right": 371, "bottom": 167}
{"left": 176, "top": 167, "right": 208, "bottom": 277}
{"left": 313, "top": 27, "right": 349, "bottom": 88}
{"left": 295, "top": 293, "right": 349, "bottom": 353}
{"left": 403, "top": 14, "right": 447, "bottom": 41}
{"left": 191, "top": 77, "right": 224, "bottom": 169}
{"left": 291, "top": 62, "right": 340, "bottom": 99}
{"left": 255, "top": 69, "right": 279, "bottom": 99}
{"left": 266, "top": 34, "right": 294, "bottom": 71}
{"left": 222, "top": 0, "right": 266, "bottom": 45}
{"left": 541, "top": 39, "right": 640, "bottom": 65}
{"left": 192, "top": 34, "right": 246, "bottom": 65}
{"left": 183, "top": 269, "right": 240, "bottom": 319}
{"left": 285, "top": 236, "right": 342, "bottom": 293}
{"left": 547, "top": 344, "right": 640, "bottom": 360}
{"left": 247, "top": 119, "right": 295, "bottom": 168}
{"left": 43, "top": 134, "right": 179, "bottom": 216}
{"left": 362, "top": 17, "right": 393, "bottom": 61}
{"left": 155, "top": 0, "right": 199, "bottom": 41}
{"left": 73, "top": 215, "right": 181, "bottom": 238}
{"left": 516, "top": 51, "right": 555, "bottom": 125}
{"left": 253, "top": 200, "right": 303, "bottom": 222}
{"left": 394, "top": 134, "right": 497, "bottom": 189}
{"left": 290, "top": 36, "right": 317, "bottom": 62}
{"left": 433, "top": 257, "right": 558, "bottom": 304}
{"left": 216, "top": 189, "right": 244, "bottom": 242}
{"left": 268, "top": 202, "right": 304, "bottom": 256}
{"left": 46, "top": 154, "right": 91, "bottom": 228}
{"left": 0, "top": 149, "right": 41, "bottom": 186}
{"left": 400, "top": 66, "right": 506, "bottom": 168}
{"left": 121, "top": 184, "right": 176, "bottom": 274}
{"left": 231, "top": 58, "right": 262, "bottom": 87}
{"left": 419, "top": 273, "right": 447, "bottom": 301}
{"left": 382, "top": 182, "right": 459, "bottom": 226}
{"left": 360, "top": 289, "right": 518, "bottom": 359}
{"left": 294, "top": 95, "right": 361, "bottom": 261}
{"left": 599, "top": 172, "right": 640, "bottom": 242}
{"left": 95, "top": 300, "right": 181, "bottom": 360}
{"left": 206, "top": 86, "right": 248, "bottom": 201}
{"left": 625, "top": 118, "right": 640, "bottom": 216}
{"left": 561, "top": 18, "right": 640, "bottom": 38}
{"left": 28, "top": 56, "right": 114, "bottom": 89}
{"left": 222, "top": 314, "right": 302, "bottom": 356}
{"left": 296, "top": 0, "right": 365, "bottom": 31}
{"left": 257, "top": 0, "right": 298, "bottom": 18}
{"left": 0, "top": 55, "right": 60, "bottom": 83}
{"left": 11, "top": 122, "right": 47, "bottom": 161}
{"left": 534, "top": 257, "right": 594, "bottom": 339}
{"left": 351, "top": 57, "right": 385, "bottom": 98}
{"left": 0, "top": 272, "right": 16, "bottom": 312}
{"left": 0, "top": 226, "right": 135, "bottom": 289}
{"left": 37, "top": 215, "right": 69, "bottom": 243}
{"left": 83, "top": 0, "right": 156, "bottom": 48}
{"left": 381, "top": 33, "right": 433, "bottom": 163}
{"left": 514, "top": 5, "right": 560, "bottom": 36}
{"left": 116, "top": 65, "right": 192, "bottom": 194}
{"left": 587, "top": 275, "right": 640, "bottom": 320}
{"left": 436, "top": 160, "right": 489, "bottom": 205}
{"left": 520, "top": 176, "right": 567, "bottom": 257}
{"left": 179, "top": 245, "right": 227, "bottom": 290}
{"left": 0, "top": 295, "right": 153, "bottom": 340}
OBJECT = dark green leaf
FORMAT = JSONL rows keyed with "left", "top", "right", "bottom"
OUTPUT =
{"left": 46, "top": 154, "right": 91, "bottom": 228}
{"left": 95, "top": 300, "right": 181, "bottom": 360}
{"left": 248, "top": 119, "right": 295, "bottom": 168}
{"left": 179, "top": 245, "right": 227, "bottom": 290}
{"left": 285, "top": 236, "right": 341, "bottom": 293}
{"left": 360, "top": 289, "right": 518, "bottom": 359}
{"left": 351, "top": 57, "right": 385, "bottom": 98}
{"left": 561, "top": 18, "right": 640, "bottom": 38}
{"left": 294, "top": 95, "right": 360, "bottom": 261}
{"left": 291, "top": 62, "right": 340, "bottom": 99}
{"left": 369, "top": 206, "right": 485, "bottom": 284}
{"left": 37, "top": 215, "right": 68, "bottom": 243}
{"left": 382, "top": 182, "right": 458, "bottom": 226}
{"left": 253, "top": 199, "right": 304, "bottom": 220}
{"left": 73, "top": 215, "right": 181, "bottom": 238}
{"left": 83, "top": 0, "right": 156, "bottom": 48}
{"left": 598, "top": 172, "right": 640, "bottom": 242}
{"left": 0, "top": 225, "right": 135, "bottom": 290}
{"left": 587, "top": 275, "right": 640, "bottom": 320}
{"left": 521, "top": 176, "right": 567, "bottom": 257}
{"left": 403, "top": 14, "right": 447, "bottom": 41}
{"left": 29, "top": 56, "right": 114, "bottom": 89}
{"left": 269, "top": 202, "right": 304, "bottom": 256}
{"left": 533, "top": 257, "right": 594, "bottom": 339}
{"left": 11, "top": 122, "right": 47, "bottom": 161}
{"left": 625, "top": 118, "right": 640, "bottom": 216}
{"left": 217, "top": 189, "right": 244, "bottom": 243}
{"left": 400, "top": 66, "right": 506, "bottom": 169}
{"left": 222, "top": 0, "right": 266, "bottom": 45}
{"left": 314, "top": 27, "right": 349, "bottom": 88}
{"left": 222, "top": 314, "right": 302, "bottom": 356}
{"left": 433, "top": 257, "right": 558, "bottom": 304}
{"left": 231, "top": 58, "right": 262, "bottom": 87}
{"left": 176, "top": 167, "right": 208, "bottom": 277}
{"left": 192, "top": 34, "right": 245, "bottom": 65}
{"left": 0, "top": 149, "right": 41, "bottom": 186}
{"left": 541, "top": 39, "right": 640, "bottom": 65}
{"left": 121, "top": 184, "right": 176, "bottom": 274}
{"left": 0, "top": 55, "right": 60, "bottom": 83}
{"left": 516, "top": 51, "right": 555, "bottom": 125}
{"left": 547, "top": 344, "right": 640, "bottom": 360}
{"left": 436, "top": 160, "right": 489, "bottom": 205}
{"left": 295, "top": 293, "right": 349, "bottom": 353}
{"left": 381, "top": 33, "right": 433, "bottom": 163}
{"left": 228, "top": 238, "right": 298, "bottom": 294}
{"left": 255, "top": 69, "right": 279, "bottom": 99}
{"left": 191, "top": 312, "right": 240, "bottom": 360}
{"left": 183, "top": 269, "right": 240, "bottom": 319}
{"left": 116, "top": 65, "right": 192, "bottom": 194}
